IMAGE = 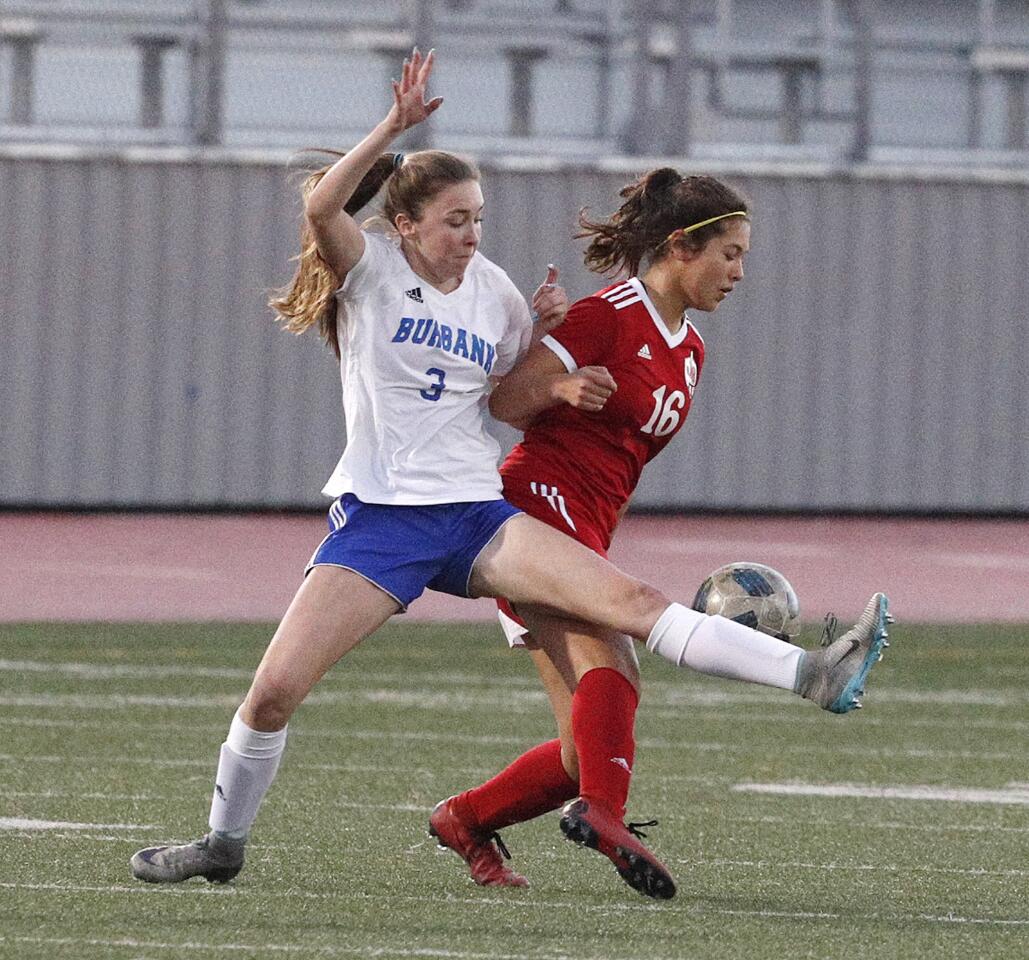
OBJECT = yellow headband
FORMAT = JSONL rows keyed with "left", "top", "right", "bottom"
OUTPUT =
{"left": 667, "top": 210, "right": 748, "bottom": 243}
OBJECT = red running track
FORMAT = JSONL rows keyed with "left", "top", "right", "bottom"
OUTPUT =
{"left": 2, "top": 512, "right": 1027, "bottom": 625}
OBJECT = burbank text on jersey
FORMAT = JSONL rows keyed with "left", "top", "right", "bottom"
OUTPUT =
{"left": 391, "top": 316, "right": 498, "bottom": 374}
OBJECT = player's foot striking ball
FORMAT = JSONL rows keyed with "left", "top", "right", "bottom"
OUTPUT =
{"left": 795, "top": 592, "right": 893, "bottom": 713}
{"left": 429, "top": 796, "right": 528, "bottom": 887}
{"left": 559, "top": 797, "right": 676, "bottom": 900}
{"left": 130, "top": 832, "right": 245, "bottom": 884}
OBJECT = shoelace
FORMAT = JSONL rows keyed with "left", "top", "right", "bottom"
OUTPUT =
{"left": 627, "top": 819, "right": 658, "bottom": 839}
{"left": 819, "top": 612, "right": 838, "bottom": 647}
{"left": 489, "top": 831, "right": 512, "bottom": 860}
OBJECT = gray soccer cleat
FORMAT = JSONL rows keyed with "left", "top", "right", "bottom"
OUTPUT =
{"left": 795, "top": 592, "right": 892, "bottom": 714}
{"left": 130, "top": 832, "right": 245, "bottom": 884}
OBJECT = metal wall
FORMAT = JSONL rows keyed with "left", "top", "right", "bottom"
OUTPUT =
{"left": 2, "top": 146, "right": 1027, "bottom": 513}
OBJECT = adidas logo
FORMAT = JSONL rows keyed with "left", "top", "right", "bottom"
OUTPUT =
{"left": 405, "top": 286, "right": 423, "bottom": 303}
{"left": 637, "top": 343, "right": 652, "bottom": 360}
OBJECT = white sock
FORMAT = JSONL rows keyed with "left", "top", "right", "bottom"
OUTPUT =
{"left": 208, "top": 708, "right": 288, "bottom": 839}
{"left": 646, "top": 602, "right": 803, "bottom": 691}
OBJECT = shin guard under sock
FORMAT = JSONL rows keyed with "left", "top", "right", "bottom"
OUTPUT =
{"left": 647, "top": 603, "right": 803, "bottom": 690}
{"left": 572, "top": 667, "right": 639, "bottom": 819}
{"left": 208, "top": 708, "right": 288, "bottom": 839}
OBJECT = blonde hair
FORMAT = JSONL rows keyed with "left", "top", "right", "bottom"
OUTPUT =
{"left": 270, "top": 150, "right": 479, "bottom": 357}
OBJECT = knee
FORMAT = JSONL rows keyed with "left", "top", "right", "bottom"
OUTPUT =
{"left": 240, "top": 681, "right": 296, "bottom": 732}
{"left": 618, "top": 579, "right": 669, "bottom": 634}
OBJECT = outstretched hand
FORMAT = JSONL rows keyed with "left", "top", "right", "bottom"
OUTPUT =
{"left": 531, "top": 264, "right": 568, "bottom": 339}
{"left": 387, "top": 48, "right": 444, "bottom": 134}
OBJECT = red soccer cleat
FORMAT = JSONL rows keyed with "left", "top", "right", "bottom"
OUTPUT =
{"left": 429, "top": 796, "right": 528, "bottom": 888}
{"left": 559, "top": 797, "right": 676, "bottom": 899}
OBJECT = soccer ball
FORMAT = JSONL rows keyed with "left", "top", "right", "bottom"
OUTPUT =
{"left": 691, "top": 562, "right": 801, "bottom": 643}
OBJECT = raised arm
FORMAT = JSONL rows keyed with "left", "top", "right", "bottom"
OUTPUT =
{"left": 489, "top": 341, "right": 617, "bottom": 430}
{"left": 306, "top": 48, "right": 443, "bottom": 280}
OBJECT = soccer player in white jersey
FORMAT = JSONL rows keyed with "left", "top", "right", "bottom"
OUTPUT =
{"left": 130, "top": 50, "right": 892, "bottom": 896}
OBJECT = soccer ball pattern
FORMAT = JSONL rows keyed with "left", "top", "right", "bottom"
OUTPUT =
{"left": 692, "top": 561, "right": 801, "bottom": 643}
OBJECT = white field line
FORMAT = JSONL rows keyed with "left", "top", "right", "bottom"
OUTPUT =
{"left": 740, "top": 814, "right": 1029, "bottom": 835}
{"left": 676, "top": 857, "right": 1029, "bottom": 878}
{"left": 0, "top": 659, "right": 254, "bottom": 679}
{"left": 1, "top": 833, "right": 158, "bottom": 842}
{"left": 13, "top": 837, "right": 1027, "bottom": 883}
{"left": 0, "top": 771, "right": 729, "bottom": 802}
{"left": 0, "top": 817, "right": 156, "bottom": 830}
{"left": 0, "top": 660, "right": 539, "bottom": 688}
{"left": 1, "top": 732, "right": 1025, "bottom": 764}
{"left": 734, "top": 781, "right": 1029, "bottom": 805}
{"left": 1, "top": 685, "right": 1024, "bottom": 711}
{"left": 0, "top": 889, "right": 1025, "bottom": 931}
{"left": 656, "top": 687, "right": 1029, "bottom": 707}
{"left": 2, "top": 658, "right": 1026, "bottom": 709}
{"left": 0, "top": 935, "right": 567, "bottom": 960}
{"left": 0, "top": 693, "right": 243, "bottom": 709}
{"left": 5, "top": 793, "right": 1026, "bottom": 839}
{"left": 10, "top": 829, "right": 1025, "bottom": 877}
{"left": 0, "top": 790, "right": 163, "bottom": 800}
{"left": 0, "top": 755, "right": 506, "bottom": 775}
{"left": 2, "top": 721, "right": 1027, "bottom": 762}
{"left": 5, "top": 710, "right": 1027, "bottom": 739}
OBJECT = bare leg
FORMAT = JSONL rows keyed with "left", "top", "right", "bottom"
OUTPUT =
{"left": 525, "top": 643, "right": 579, "bottom": 780}
{"left": 241, "top": 566, "right": 400, "bottom": 730}
{"left": 470, "top": 515, "right": 668, "bottom": 639}
{"left": 131, "top": 567, "right": 400, "bottom": 884}
{"left": 472, "top": 515, "right": 806, "bottom": 691}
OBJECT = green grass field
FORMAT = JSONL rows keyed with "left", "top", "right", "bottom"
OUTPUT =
{"left": 1, "top": 621, "right": 1026, "bottom": 960}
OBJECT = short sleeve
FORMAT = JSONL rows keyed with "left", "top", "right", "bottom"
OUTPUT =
{"left": 338, "top": 232, "right": 401, "bottom": 300}
{"left": 490, "top": 283, "right": 533, "bottom": 377}
{"left": 542, "top": 296, "right": 617, "bottom": 371}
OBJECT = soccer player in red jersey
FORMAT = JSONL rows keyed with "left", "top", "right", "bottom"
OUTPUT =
{"left": 431, "top": 169, "right": 754, "bottom": 899}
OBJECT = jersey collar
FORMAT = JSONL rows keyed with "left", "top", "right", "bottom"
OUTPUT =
{"left": 627, "top": 277, "right": 698, "bottom": 349}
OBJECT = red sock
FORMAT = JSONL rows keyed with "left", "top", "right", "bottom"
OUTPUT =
{"left": 572, "top": 667, "right": 639, "bottom": 819}
{"left": 460, "top": 738, "right": 578, "bottom": 832}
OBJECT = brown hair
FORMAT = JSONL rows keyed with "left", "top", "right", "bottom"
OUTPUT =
{"left": 270, "top": 149, "right": 480, "bottom": 356}
{"left": 578, "top": 169, "right": 749, "bottom": 277}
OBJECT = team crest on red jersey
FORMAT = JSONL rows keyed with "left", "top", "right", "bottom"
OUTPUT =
{"left": 684, "top": 353, "right": 699, "bottom": 397}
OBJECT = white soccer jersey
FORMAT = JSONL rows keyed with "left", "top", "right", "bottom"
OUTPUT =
{"left": 322, "top": 232, "right": 533, "bottom": 504}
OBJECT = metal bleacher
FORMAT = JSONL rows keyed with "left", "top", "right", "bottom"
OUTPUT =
{"left": 1, "top": 0, "right": 1028, "bottom": 164}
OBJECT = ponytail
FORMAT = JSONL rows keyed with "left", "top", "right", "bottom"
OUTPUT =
{"left": 270, "top": 149, "right": 478, "bottom": 358}
{"left": 269, "top": 151, "right": 400, "bottom": 358}
{"left": 578, "top": 169, "right": 749, "bottom": 277}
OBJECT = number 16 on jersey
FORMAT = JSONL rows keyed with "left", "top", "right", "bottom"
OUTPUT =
{"left": 640, "top": 385, "right": 686, "bottom": 438}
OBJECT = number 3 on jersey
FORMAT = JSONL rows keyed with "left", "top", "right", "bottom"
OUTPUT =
{"left": 420, "top": 368, "right": 446, "bottom": 402}
{"left": 641, "top": 384, "right": 685, "bottom": 437}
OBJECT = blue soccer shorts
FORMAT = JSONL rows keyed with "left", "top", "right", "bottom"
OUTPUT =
{"left": 306, "top": 493, "right": 522, "bottom": 610}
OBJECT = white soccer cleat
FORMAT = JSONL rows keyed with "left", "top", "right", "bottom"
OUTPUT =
{"left": 795, "top": 593, "right": 891, "bottom": 714}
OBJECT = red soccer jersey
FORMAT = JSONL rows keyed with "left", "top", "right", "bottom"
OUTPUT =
{"left": 501, "top": 277, "right": 705, "bottom": 550}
